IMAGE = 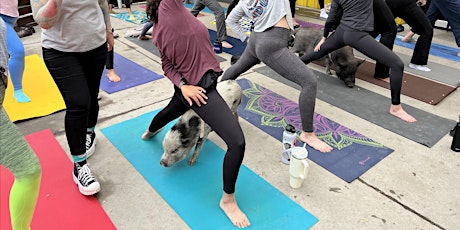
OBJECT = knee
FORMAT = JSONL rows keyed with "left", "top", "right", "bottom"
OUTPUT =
{"left": 393, "top": 58, "right": 404, "bottom": 71}
{"left": 228, "top": 136, "right": 245, "bottom": 156}
{"left": 66, "top": 97, "right": 91, "bottom": 116}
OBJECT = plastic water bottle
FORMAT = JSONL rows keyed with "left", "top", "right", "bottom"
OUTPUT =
{"left": 213, "top": 40, "right": 222, "bottom": 54}
{"left": 281, "top": 124, "right": 297, "bottom": 165}
{"left": 451, "top": 116, "right": 460, "bottom": 152}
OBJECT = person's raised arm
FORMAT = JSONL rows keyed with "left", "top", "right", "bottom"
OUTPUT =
{"left": 31, "top": 0, "right": 62, "bottom": 29}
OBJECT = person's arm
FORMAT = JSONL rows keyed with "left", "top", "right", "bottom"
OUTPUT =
{"left": 225, "top": 2, "right": 248, "bottom": 42}
{"left": 98, "top": 0, "right": 114, "bottom": 51}
{"left": 160, "top": 52, "right": 207, "bottom": 106}
{"left": 30, "top": 0, "right": 62, "bottom": 29}
{"left": 322, "top": 0, "right": 341, "bottom": 37}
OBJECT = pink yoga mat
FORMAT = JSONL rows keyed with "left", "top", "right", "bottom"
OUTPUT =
{"left": 0, "top": 129, "right": 116, "bottom": 229}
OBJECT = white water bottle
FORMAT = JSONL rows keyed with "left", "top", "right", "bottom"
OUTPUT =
{"left": 281, "top": 124, "right": 296, "bottom": 165}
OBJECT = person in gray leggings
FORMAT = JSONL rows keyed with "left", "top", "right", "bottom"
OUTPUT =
{"left": 190, "top": 0, "right": 233, "bottom": 48}
{"left": 223, "top": 0, "right": 332, "bottom": 153}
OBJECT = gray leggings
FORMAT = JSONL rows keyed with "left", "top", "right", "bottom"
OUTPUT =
{"left": 191, "top": 0, "right": 227, "bottom": 42}
{"left": 221, "top": 27, "right": 318, "bottom": 132}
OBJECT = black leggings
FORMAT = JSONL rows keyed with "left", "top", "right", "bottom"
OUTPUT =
{"left": 300, "top": 26, "right": 403, "bottom": 105}
{"left": 370, "top": 0, "right": 397, "bottom": 79}
{"left": 43, "top": 44, "right": 107, "bottom": 156}
{"left": 106, "top": 48, "right": 114, "bottom": 70}
{"left": 147, "top": 81, "right": 245, "bottom": 194}
{"left": 290, "top": 0, "right": 297, "bottom": 17}
{"left": 386, "top": 0, "right": 433, "bottom": 65}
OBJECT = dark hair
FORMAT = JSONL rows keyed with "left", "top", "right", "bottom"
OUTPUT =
{"left": 146, "top": 0, "right": 162, "bottom": 23}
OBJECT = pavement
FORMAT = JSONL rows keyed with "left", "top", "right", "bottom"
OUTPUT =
{"left": 16, "top": 2, "right": 460, "bottom": 230}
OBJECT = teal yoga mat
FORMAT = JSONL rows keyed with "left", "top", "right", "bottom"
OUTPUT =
{"left": 101, "top": 109, "right": 318, "bottom": 229}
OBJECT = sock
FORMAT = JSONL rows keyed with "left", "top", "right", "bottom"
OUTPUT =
{"left": 9, "top": 174, "right": 41, "bottom": 230}
{"left": 72, "top": 155, "right": 87, "bottom": 165}
{"left": 87, "top": 127, "right": 95, "bottom": 133}
{"left": 13, "top": 89, "right": 31, "bottom": 103}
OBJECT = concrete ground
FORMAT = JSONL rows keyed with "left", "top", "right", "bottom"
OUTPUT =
{"left": 17, "top": 2, "right": 460, "bottom": 230}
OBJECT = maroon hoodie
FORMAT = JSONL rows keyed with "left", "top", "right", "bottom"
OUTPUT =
{"left": 153, "top": 0, "right": 222, "bottom": 87}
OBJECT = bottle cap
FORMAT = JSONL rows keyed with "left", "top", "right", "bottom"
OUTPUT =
{"left": 291, "top": 146, "right": 308, "bottom": 159}
{"left": 285, "top": 124, "right": 296, "bottom": 133}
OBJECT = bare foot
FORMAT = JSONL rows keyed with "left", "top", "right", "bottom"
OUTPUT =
{"left": 299, "top": 131, "right": 333, "bottom": 153}
{"left": 220, "top": 193, "right": 250, "bottom": 228}
{"left": 107, "top": 69, "right": 121, "bottom": 82}
{"left": 376, "top": 77, "right": 390, "bottom": 83}
{"left": 401, "top": 32, "right": 416, "bottom": 42}
{"left": 222, "top": 41, "right": 233, "bottom": 49}
{"left": 389, "top": 104, "right": 416, "bottom": 122}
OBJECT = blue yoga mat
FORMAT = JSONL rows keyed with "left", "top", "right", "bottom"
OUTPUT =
{"left": 208, "top": 29, "right": 247, "bottom": 56}
{"left": 101, "top": 109, "right": 318, "bottom": 229}
{"left": 110, "top": 10, "right": 148, "bottom": 24}
{"left": 394, "top": 34, "right": 460, "bottom": 62}
{"left": 100, "top": 53, "right": 163, "bottom": 94}
{"left": 236, "top": 79, "right": 394, "bottom": 183}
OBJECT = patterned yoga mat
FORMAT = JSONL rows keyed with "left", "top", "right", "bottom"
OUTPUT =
{"left": 236, "top": 79, "right": 394, "bottom": 183}
{"left": 110, "top": 10, "right": 147, "bottom": 24}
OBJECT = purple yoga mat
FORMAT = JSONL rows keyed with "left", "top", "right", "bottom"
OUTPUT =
{"left": 236, "top": 78, "right": 394, "bottom": 183}
{"left": 100, "top": 53, "right": 163, "bottom": 94}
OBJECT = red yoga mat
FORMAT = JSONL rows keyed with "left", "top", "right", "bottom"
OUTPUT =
{"left": 0, "top": 129, "right": 116, "bottom": 229}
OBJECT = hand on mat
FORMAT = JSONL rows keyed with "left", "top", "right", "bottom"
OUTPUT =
{"left": 181, "top": 85, "right": 207, "bottom": 107}
{"left": 314, "top": 37, "right": 326, "bottom": 52}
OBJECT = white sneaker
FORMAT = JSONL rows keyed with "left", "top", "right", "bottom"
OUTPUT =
{"left": 409, "top": 63, "right": 431, "bottom": 72}
{"left": 73, "top": 164, "right": 100, "bottom": 196}
{"left": 320, "top": 8, "right": 328, "bottom": 19}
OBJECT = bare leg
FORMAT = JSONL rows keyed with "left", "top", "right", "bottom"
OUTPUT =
{"left": 220, "top": 193, "right": 250, "bottom": 228}
{"left": 299, "top": 131, "right": 333, "bottom": 153}
{"left": 106, "top": 69, "right": 121, "bottom": 82}
{"left": 389, "top": 104, "right": 416, "bottom": 122}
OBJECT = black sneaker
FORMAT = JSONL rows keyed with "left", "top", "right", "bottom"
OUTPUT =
{"left": 86, "top": 131, "right": 97, "bottom": 158}
{"left": 73, "top": 163, "right": 100, "bottom": 195}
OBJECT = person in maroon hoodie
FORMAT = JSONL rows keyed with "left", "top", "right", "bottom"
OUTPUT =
{"left": 142, "top": 0, "right": 250, "bottom": 228}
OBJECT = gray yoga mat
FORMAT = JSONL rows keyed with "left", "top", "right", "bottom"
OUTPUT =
{"left": 125, "top": 36, "right": 227, "bottom": 63}
{"left": 355, "top": 50, "right": 460, "bottom": 88}
{"left": 254, "top": 65, "right": 456, "bottom": 147}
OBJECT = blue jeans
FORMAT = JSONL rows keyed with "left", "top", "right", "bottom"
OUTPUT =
{"left": 426, "top": 0, "right": 460, "bottom": 47}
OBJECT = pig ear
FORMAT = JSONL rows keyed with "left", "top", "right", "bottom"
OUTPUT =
{"left": 175, "top": 123, "right": 188, "bottom": 135}
{"left": 188, "top": 116, "right": 201, "bottom": 129}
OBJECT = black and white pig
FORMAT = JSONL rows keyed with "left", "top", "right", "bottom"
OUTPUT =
{"left": 159, "top": 80, "right": 242, "bottom": 167}
{"left": 291, "top": 27, "right": 364, "bottom": 88}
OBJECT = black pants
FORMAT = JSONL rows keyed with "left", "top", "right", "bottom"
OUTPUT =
{"left": 386, "top": 0, "right": 433, "bottom": 65}
{"left": 43, "top": 44, "right": 107, "bottom": 156}
{"left": 370, "top": 0, "right": 397, "bottom": 79}
{"left": 300, "top": 26, "right": 403, "bottom": 105}
{"left": 147, "top": 75, "right": 245, "bottom": 194}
